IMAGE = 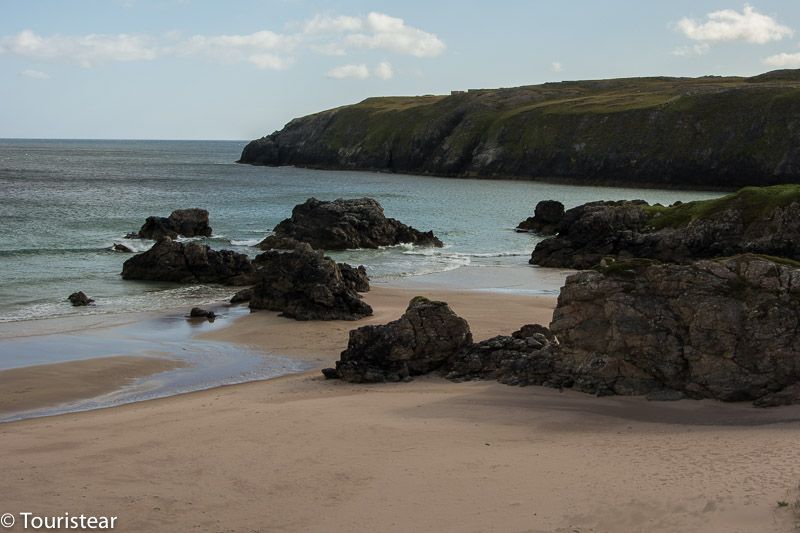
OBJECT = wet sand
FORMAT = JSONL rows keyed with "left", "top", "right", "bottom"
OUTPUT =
{"left": 2, "top": 284, "right": 800, "bottom": 532}
{"left": 0, "top": 356, "right": 185, "bottom": 415}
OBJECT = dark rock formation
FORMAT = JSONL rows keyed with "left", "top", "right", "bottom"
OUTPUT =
{"left": 68, "top": 291, "right": 94, "bottom": 306}
{"left": 327, "top": 297, "right": 473, "bottom": 382}
{"left": 444, "top": 324, "right": 559, "bottom": 385}
{"left": 230, "top": 288, "right": 253, "bottom": 304}
{"left": 548, "top": 255, "right": 800, "bottom": 405}
{"left": 531, "top": 186, "right": 800, "bottom": 268}
{"left": 112, "top": 243, "right": 134, "bottom": 253}
{"left": 516, "top": 200, "right": 565, "bottom": 234}
{"left": 256, "top": 235, "right": 308, "bottom": 251}
{"left": 249, "top": 246, "right": 372, "bottom": 320}
{"left": 239, "top": 72, "right": 800, "bottom": 188}
{"left": 339, "top": 263, "right": 370, "bottom": 292}
{"left": 189, "top": 307, "right": 215, "bottom": 320}
{"left": 136, "top": 208, "right": 212, "bottom": 240}
{"left": 263, "top": 197, "right": 442, "bottom": 250}
{"left": 121, "top": 238, "right": 254, "bottom": 285}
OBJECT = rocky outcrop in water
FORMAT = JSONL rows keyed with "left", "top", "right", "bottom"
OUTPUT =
{"left": 135, "top": 208, "right": 212, "bottom": 240}
{"left": 68, "top": 291, "right": 94, "bottom": 306}
{"left": 260, "top": 197, "right": 442, "bottom": 250}
{"left": 516, "top": 200, "right": 564, "bottom": 234}
{"left": 531, "top": 186, "right": 800, "bottom": 269}
{"left": 249, "top": 244, "right": 372, "bottom": 320}
{"left": 239, "top": 72, "right": 800, "bottom": 188}
{"left": 326, "top": 297, "right": 472, "bottom": 382}
{"left": 121, "top": 238, "right": 254, "bottom": 285}
{"left": 189, "top": 307, "right": 216, "bottom": 321}
{"left": 112, "top": 243, "right": 134, "bottom": 253}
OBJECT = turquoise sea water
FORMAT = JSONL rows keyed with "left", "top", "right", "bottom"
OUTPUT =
{"left": 0, "top": 138, "right": 722, "bottom": 323}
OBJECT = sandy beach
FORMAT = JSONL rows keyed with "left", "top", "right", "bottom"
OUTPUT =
{"left": 2, "top": 285, "right": 800, "bottom": 532}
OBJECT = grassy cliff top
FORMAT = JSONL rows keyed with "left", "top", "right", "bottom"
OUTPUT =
{"left": 644, "top": 184, "right": 800, "bottom": 229}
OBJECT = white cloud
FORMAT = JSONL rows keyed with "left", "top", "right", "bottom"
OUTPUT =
{"left": 171, "top": 30, "right": 297, "bottom": 69}
{"left": 0, "top": 29, "right": 157, "bottom": 67}
{"left": 21, "top": 68, "right": 49, "bottom": 79}
{"left": 327, "top": 63, "right": 370, "bottom": 79}
{"left": 342, "top": 12, "right": 445, "bottom": 57}
{"left": 671, "top": 43, "right": 711, "bottom": 56}
{"left": 676, "top": 4, "right": 792, "bottom": 44}
{"left": 764, "top": 51, "right": 800, "bottom": 68}
{"left": 551, "top": 61, "right": 563, "bottom": 73}
{"left": 373, "top": 61, "right": 393, "bottom": 80}
{"left": 0, "top": 12, "right": 444, "bottom": 73}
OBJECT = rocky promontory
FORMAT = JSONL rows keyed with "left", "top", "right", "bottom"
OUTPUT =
{"left": 531, "top": 185, "right": 800, "bottom": 268}
{"left": 239, "top": 71, "right": 800, "bottom": 188}
{"left": 259, "top": 197, "right": 442, "bottom": 250}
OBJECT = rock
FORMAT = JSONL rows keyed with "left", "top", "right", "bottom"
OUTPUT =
{"left": 121, "top": 238, "right": 255, "bottom": 285}
{"left": 68, "top": 291, "right": 94, "bottom": 306}
{"left": 230, "top": 288, "right": 253, "bottom": 304}
{"left": 548, "top": 255, "right": 800, "bottom": 404}
{"left": 531, "top": 186, "right": 800, "bottom": 268}
{"left": 330, "top": 297, "right": 472, "bottom": 382}
{"left": 256, "top": 235, "right": 309, "bottom": 251}
{"left": 321, "top": 368, "right": 339, "bottom": 380}
{"left": 444, "top": 324, "right": 558, "bottom": 385}
{"left": 266, "top": 197, "right": 442, "bottom": 250}
{"left": 124, "top": 232, "right": 139, "bottom": 239}
{"left": 136, "top": 208, "right": 212, "bottom": 240}
{"left": 339, "top": 263, "right": 370, "bottom": 292}
{"left": 189, "top": 307, "right": 215, "bottom": 320}
{"left": 249, "top": 246, "right": 372, "bottom": 320}
{"left": 516, "top": 200, "right": 565, "bottom": 234}
{"left": 112, "top": 243, "right": 134, "bottom": 253}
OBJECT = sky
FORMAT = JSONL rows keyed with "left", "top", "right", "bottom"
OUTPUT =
{"left": 2, "top": 1, "right": 800, "bottom": 140}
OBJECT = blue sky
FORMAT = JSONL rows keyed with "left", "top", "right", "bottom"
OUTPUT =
{"left": 2, "top": 1, "right": 800, "bottom": 139}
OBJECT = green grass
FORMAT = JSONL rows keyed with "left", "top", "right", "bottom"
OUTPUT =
{"left": 643, "top": 185, "right": 800, "bottom": 230}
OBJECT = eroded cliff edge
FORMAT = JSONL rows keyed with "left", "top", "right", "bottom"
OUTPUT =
{"left": 240, "top": 70, "right": 800, "bottom": 188}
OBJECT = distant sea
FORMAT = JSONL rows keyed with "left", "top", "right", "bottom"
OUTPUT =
{"left": 0, "top": 138, "right": 721, "bottom": 323}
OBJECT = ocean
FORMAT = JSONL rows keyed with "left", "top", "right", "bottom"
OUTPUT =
{"left": 0, "top": 138, "right": 722, "bottom": 324}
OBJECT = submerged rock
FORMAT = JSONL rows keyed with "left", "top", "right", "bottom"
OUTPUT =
{"left": 136, "top": 208, "right": 212, "bottom": 240}
{"left": 262, "top": 197, "right": 443, "bottom": 250}
{"left": 249, "top": 246, "right": 372, "bottom": 320}
{"left": 121, "top": 238, "right": 254, "bottom": 285}
{"left": 328, "top": 297, "right": 472, "bottom": 382}
{"left": 112, "top": 243, "right": 134, "bottom": 253}
{"left": 516, "top": 200, "right": 564, "bottom": 235}
{"left": 189, "top": 307, "right": 216, "bottom": 320}
{"left": 531, "top": 186, "right": 800, "bottom": 268}
{"left": 68, "top": 291, "right": 94, "bottom": 306}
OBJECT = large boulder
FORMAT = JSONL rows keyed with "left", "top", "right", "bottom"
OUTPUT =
{"left": 516, "top": 200, "right": 565, "bottom": 234}
{"left": 260, "top": 197, "right": 443, "bottom": 250}
{"left": 68, "top": 291, "right": 94, "bottom": 306}
{"left": 136, "top": 208, "right": 212, "bottom": 240}
{"left": 531, "top": 186, "right": 800, "bottom": 268}
{"left": 249, "top": 245, "right": 372, "bottom": 320}
{"left": 548, "top": 255, "right": 800, "bottom": 405}
{"left": 121, "top": 238, "right": 255, "bottom": 285}
{"left": 328, "top": 297, "right": 473, "bottom": 382}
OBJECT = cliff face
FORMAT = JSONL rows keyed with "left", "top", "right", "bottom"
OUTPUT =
{"left": 239, "top": 71, "right": 800, "bottom": 188}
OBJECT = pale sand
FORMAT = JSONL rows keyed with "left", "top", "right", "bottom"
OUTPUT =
{"left": 2, "top": 287, "right": 800, "bottom": 532}
{"left": 0, "top": 356, "right": 186, "bottom": 415}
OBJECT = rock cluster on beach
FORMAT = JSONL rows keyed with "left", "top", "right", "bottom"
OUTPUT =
{"left": 259, "top": 197, "right": 442, "bottom": 250}
{"left": 327, "top": 254, "right": 800, "bottom": 406}
{"left": 249, "top": 243, "right": 372, "bottom": 320}
{"left": 325, "top": 297, "right": 472, "bottom": 382}
{"left": 131, "top": 208, "right": 212, "bottom": 240}
{"left": 530, "top": 186, "right": 800, "bottom": 269}
{"left": 121, "top": 238, "right": 255, "bottom": 285}
{"left": 516, "top": 200, "right": 564, "bottom": 234}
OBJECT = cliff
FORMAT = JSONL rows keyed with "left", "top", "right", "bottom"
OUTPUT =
{"left": 239, "top": 70, "right": 800, "bottom": 188}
